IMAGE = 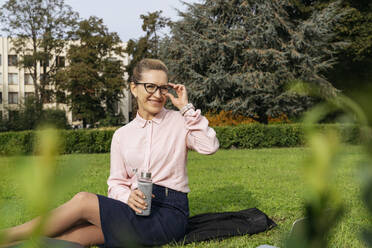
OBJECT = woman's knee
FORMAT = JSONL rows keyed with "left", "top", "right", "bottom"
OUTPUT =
{"left": 72, "top": 192, "right": 100, "bottom": 222}
{"left": 72, "top": 192, "right": 96, "bottom": 202}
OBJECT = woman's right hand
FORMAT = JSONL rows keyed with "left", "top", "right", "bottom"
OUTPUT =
{"left": 128, "top": 189, "right": 148, "bottom": 214}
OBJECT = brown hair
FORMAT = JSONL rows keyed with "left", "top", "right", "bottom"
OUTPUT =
{"left": 131, "top": 58, "right": 168, "bottom": 83}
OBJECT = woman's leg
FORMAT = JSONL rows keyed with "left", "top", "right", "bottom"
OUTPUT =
{"left": 55, "top": 223, "right": 104, "bottom": 246}
{"left": 2, "top": 192, "right": 102, "bottom": 244}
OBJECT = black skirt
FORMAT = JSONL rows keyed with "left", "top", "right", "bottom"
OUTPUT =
{"left": 97, "top": 184, "right": 189, "bottom": 247}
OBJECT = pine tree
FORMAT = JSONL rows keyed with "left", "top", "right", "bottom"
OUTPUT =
{"left": 160, "top": 0, "right": 346, "bottom": 123}
{"left": 291, "top": 0, "right": 372, "bottom": 93}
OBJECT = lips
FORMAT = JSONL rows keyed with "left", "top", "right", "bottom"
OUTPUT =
{"left": 148, "top": 99, "right": 162, "bottom": 106}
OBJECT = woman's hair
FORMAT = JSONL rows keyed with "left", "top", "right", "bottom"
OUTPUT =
{"left": 131, "top": 58, "right": 168, "bottom": 83}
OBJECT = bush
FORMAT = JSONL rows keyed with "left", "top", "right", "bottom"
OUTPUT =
{"left": 205, "top": 110, "right": 291, "bottom": 126}
{"left": 0, "top": 124, "right": 361, "bottom": 156}
{"left": 0, "top": 97, "right": 70, "bottom": 132}
{"left": 41, "top": 109, "right": 70, "bottom": 130}
{"left": 0, "top": 131, "right": 35, "bottom": 155}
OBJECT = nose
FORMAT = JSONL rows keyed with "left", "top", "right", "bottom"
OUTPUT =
{"left": 153, "top": 88, "right": 162, "bottom": 98}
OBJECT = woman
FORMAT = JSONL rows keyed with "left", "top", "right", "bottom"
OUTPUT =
{"left": 1, "top": 58, "right": 219, "bottom": 247}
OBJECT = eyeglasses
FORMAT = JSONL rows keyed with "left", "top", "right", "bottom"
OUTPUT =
{"left": 135, "top": 82, "right": 171, "bottom": 95}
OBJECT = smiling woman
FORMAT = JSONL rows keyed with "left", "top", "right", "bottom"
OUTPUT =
{"left": 0, "top": 58, "right": 220, "bottom": 247}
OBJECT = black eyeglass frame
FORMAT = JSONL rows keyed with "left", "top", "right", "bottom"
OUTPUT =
{"left": 135, "top": 82, "right": 171, "bottom": 95}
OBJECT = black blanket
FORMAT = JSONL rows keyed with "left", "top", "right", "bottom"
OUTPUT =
{"left": 182, "top": 207, "right": 277, "bottom": 244}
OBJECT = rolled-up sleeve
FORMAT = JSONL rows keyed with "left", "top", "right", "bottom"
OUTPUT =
{"left": 184, "top": 108, "right": 219, "bottom": 154}
{"left": 107, "top": 132, "right": 132, "bottom": 204}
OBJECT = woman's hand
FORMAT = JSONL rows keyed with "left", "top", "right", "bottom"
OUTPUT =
{"left": 166, "top": 83, "right": 189, "bottom": 110}
{"left": 128, "top": 189, "right": 147, "bottom": 214}
{"left": 128, "top": 189, "right": 155, "bottom": 214}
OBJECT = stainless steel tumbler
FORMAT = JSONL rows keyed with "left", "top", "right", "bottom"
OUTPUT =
{"left": 136, "top": 171, "right": 152, "bottom": 216}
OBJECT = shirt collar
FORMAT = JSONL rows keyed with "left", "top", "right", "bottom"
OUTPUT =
{"left": 135, "top": 108, "right": 167, "bottom": 128}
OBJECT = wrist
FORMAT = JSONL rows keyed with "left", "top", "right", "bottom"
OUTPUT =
{"left": 180, "top": 103, "right": 195, "bottom": 115}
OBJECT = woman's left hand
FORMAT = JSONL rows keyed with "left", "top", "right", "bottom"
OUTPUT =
{"left": 165, "top": 83, "right": 189, "bottom": 110}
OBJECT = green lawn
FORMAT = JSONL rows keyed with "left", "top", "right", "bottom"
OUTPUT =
{"left": 0, "top": 147, "right": 369, "bottom": 247}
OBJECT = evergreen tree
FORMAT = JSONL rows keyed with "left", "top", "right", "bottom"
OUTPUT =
{"left": 0, "top": 0, "right": 79, "bottom": 114}
{"left": 59, "top": 17, "right": 125, "bottom": 127}
{"left": 291, "top": 0, "right": 372, "bottom": 93}
{"left": 161, "top": 0, "right": 346, "bottom": 123}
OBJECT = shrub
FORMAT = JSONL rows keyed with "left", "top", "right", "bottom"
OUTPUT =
{"left": 0, "top": 124, "right": 361, "bottom": 156}
{"left": 41, "top": 109, "right": 70, "bottom": 130}
{"left": 0, "top": 97, "right": 70, "bottom": 132}
{"left": 205, "top": 110, "right": 257, "bottom": 126}
{"left": 205, "top": 110, "right": 291, "bottom": 126}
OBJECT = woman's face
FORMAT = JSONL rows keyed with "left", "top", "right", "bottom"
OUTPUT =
{"left": 130, "top": 69, "right": 168, "bottom": 120}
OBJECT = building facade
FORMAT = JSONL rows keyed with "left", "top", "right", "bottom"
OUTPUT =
{"left": 0, "top": 37, "right": 132, "bottom": 126}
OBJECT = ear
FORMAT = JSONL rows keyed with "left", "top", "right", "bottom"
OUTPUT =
{"left": 130, "top": 82, "right": 137, "bottom": 98}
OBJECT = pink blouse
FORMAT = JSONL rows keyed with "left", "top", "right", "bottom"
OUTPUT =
{"left": 107, "top": 107, "right": 219, "bottom": 204}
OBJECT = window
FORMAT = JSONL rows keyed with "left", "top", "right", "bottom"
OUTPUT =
{"left": 8, "top": 92, "right": 18, "bottom": 104}
{"left": 0, "top": 54, "right": 2, "bottom": 66}
{"left": 0, "top": 92, "right": 2, "bottom": 104}
{"left": 0, "top": 111, "right": 2, "bottom": 121}
{"left": 24, "top": 73, "right": 33, "bottom": 85}
{"left": 56, "top": 56, "right": 65, "bottom": 67}
{"left": 8, "top": 55, "right": 18, "bottom": 66}
{"left": 8, "top": 73, "right": 18, "bottom": 85}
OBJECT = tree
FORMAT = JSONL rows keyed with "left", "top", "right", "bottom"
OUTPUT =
{"left": 0, "top": 0, "right": 79, "bottom": 114}
{"left": 59, "top": 16, "right": 126, "bottom": 127}
{"left": 160, "top": 0, "right": 348, "bottom": 123}
{"left": 291, "top": 0, "right": 372, "bottom": 93}
{"left": 124, "top": 11, "right": 171, "bottom": 84}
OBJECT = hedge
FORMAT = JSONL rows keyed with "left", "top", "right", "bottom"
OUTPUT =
{"left": 0, "top": 124, "right": 361, "bottom": 156}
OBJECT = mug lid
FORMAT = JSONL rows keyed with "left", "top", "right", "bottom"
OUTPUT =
{"left": 140, "top": 171, "right": 151, "bottom": 179}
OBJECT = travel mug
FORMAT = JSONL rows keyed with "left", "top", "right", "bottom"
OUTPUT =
{"left": 136, "top": 171, "right": 152, "bottom": 216}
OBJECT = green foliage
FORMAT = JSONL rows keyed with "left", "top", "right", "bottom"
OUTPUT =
{"left": 161, "top": 0, "right": 346, "bottom": 123}
{"left": 291, "top": 0, "right": 372, "bottom": 63}
{"left": 290, "top": 0, "right": 372, "bottom": 95}
{"left": 41, "top": 109, "right": 69, "bottom": 130}
{"left": 0, "top": 0, "right": 79, "bottom": 111}
{"left": 285, "top": 91, "right": 372, "bottom": 247}
{"left": 215, "top": 124, "right": 360, "bottom": 149}
{"left": 124, "top": 11, "right": 171, "bottom": 81}
{"left": 0, "top": 97, "right": 69, "bottom": 132}
{"left": 59, "top": 16, "right": 126, "bottom": 127}
{"left": 0, "top": 124, "right": 361, "bottom": 156}
{"left": 61, "top": 129, "right": 114, "bottom": 154}
{"left": 0, "top": 131, "right": 34, "bottom": 155}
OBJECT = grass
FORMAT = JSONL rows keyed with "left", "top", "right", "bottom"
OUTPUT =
{"left": 0, "top": 146, "right": 369, "bottom": 247}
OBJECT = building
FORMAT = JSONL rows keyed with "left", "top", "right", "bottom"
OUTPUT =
{"left": 0, "top": 37, "right": 132, "bottom": 126}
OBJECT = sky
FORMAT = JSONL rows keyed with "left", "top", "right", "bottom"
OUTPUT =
{"left": 0, "top": 0, "right": 201, "bottom": 42}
